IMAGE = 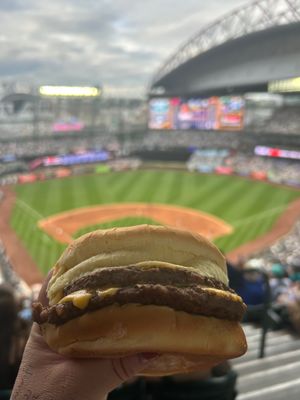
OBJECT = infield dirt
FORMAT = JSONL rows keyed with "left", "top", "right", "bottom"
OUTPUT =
{"left": 38, "top": 203, "right": 233, "bottom": 244}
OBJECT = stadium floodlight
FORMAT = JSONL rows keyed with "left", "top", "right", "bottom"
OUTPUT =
{"left": 268, "top": 77, "right": 300, "bottom": 93}
{"left": 39, "top": 86, "right": 101, "bottom": 97}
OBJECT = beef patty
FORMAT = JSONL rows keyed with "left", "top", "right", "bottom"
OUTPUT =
{"left": 33, "top": 266, "right": 246, "bottom": 326}
{"left": 63, "top": 265, "right": 234, "bottom": 296}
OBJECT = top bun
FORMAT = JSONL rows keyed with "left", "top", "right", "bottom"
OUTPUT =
{"left": 48, "top": 225, "right": 227, "bottom": 305}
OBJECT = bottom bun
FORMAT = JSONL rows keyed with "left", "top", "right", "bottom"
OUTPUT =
{"left": 41, "top": 304, "right": 247, "bottom": 376}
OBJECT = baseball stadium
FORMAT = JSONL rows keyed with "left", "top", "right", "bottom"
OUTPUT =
{"left": 1, "top": 0, "right": 300, "bottom": 399}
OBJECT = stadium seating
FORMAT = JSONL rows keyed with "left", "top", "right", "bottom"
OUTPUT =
{"left": 249, "top": 106, "right": 300, "bottom": 135}
{"left": 234, "top": 324, "right": 300, "bottom": 400}
{"left": 108, "top": 372, "right": 238, "bottom": 400}
{"left": 257, "top": 219, "right": 300, "bottom": 266}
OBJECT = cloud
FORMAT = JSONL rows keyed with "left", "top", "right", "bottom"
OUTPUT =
{"left": 0, "top": 0, "right": 250, "bottom": 93}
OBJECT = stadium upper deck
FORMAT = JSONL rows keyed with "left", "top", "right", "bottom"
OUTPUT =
{"left": 150, "top": 0, "right": 300, "bottom": 97}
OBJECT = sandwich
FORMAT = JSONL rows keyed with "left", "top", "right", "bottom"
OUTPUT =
{"left": 33, "top": 224, "right": 247, "bottom": 375}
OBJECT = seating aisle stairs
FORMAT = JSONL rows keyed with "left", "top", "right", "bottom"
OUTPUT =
{"left": 234, "top": 323, "right": 300, "bottom": 400}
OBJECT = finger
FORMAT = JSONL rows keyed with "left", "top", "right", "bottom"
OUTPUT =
{"left": 25, "top": 323, "right": 55, "bottom": 357}
{"left": 108, "top": 353, "right": 158, "bottom": 390}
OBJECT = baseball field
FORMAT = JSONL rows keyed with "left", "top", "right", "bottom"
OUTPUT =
{"left": 9, "top": 169, "right": 300, "bottom": 275}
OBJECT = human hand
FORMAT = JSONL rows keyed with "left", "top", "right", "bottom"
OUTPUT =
{"left": 11, "top": 272, "right": 158, "bottom": 400}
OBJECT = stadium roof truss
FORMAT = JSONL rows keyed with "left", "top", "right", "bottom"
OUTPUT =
{"left": 151, "top": 0, "right": 300, "bottom": 87}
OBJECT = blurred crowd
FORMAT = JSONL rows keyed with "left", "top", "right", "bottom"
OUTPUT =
{"left": 188, "top": 152, "right": 300, "bottom": 186}
{"left": 225, "top": 154, "right": 300, "bottom": 184}
{"left": 249, "top": 106, "right": 300, "bottom": 135}
{"left": 0, "top": 241, "right": 40, "bottom": 390}
{"left": 0, "top": 129, "right": 258, "bottom": 161}
{"left": 121, "top": 131, "right": 246, "bottom": 156}
{"left": 229, "top": 213, "right": 300, "bottom": 334}
{"left": 0, "top": 134, "right": 121, "bottom": 159}
{"left": 1, "top": 129, "right": 299, "bottom": 188}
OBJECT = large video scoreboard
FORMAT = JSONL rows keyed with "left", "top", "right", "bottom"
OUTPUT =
{"left": 149, "top": 96, "right": 245, "bottom": 131}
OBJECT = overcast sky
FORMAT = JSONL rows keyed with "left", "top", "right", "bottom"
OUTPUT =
{"left": 0, "top": 0, "right": 250, "bottom": 94}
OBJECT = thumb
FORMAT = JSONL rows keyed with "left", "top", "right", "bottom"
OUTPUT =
{"left": 106, "top": 353, "right": 158, "bottom": 391}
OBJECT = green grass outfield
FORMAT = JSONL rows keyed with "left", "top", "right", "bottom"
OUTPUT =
{"left": 10, "top": 170, "right": 300, "bottom": 275}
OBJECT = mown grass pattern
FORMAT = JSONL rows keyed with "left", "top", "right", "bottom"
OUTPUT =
{"left": 11, "top": 170, "right": 300, "bottom": 275}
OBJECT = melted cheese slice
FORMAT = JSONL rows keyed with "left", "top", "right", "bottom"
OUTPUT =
{"left": 202, "top": 287, "right": 243, "bottom": 303}
{"left": 58, "top": 288, "right": 120, "bottom": 309}
{"left": 59, "top": 290, "right": 92, "bottom": 309}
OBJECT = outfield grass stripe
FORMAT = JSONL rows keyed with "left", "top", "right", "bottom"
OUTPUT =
{"left": 73, "top": 176, "right": 97, "bottom": 207}
{"left": 232, "top": 205, "right": 286, "bottom": 227}
{"left": 227, "top": 221, "right": 265, "bottom": 251}
{"left": 94, "top": 174, "right": 115, "bottom": 204}
{"left": 79, "top": 174, "right": 112, "bottom": 205}
{"left": 13, "top": 202, "right": 35, "bottom": 237}
{"left": 221, "top": 181, "right": 268, "bottom": 221}
{"left": 40, "top": 240, "right": 52, "bottom": 273}
{"left": 149, "top": 171, "right": 179, "bottom": 204}
{"left": 21, "top": 217, "right": 38, "bottom": 255}
{"left": 40, "top": 180, "right": 63, "bottom": 216}
{"left": 41, "top": 177, "right": 75, "bottom": 214}
{"left": 140, "top": 171, "right": 168, "bottom": 202}
{"left": 64, "top": 176, "right": 82, "bottom": 211}
{"left": 15, "top": 198, "right": 44, "bottom": 219}
{"left": 10, "top": 205, "right": 21, "bottom": 234}
{"left": 26, "top": 227, "right": 42, "bottom": 266}
{"left": 201, "top": 179, "right": 247, "bottom": 218}
{"left": 121, "top": 170, "right": 159, "bottom": 203}
{"left": 10, "top": 202, "right": 23, "bottom": 231}
{"left": 100, "top": 171, "right": 125, "bottom": 189}
{"left": 34, "top": 236, "right": 49, "bottom": 273}
{"left": 217, "top": 208, "right": 284, "bottom": 252}
{"left": 200, "top": 176, "right": 242, "bottom": 212}
{"left": 186, "top": 174, "right": 230, "bottom": 210}
{"left": 235, "top": 219, "right": 270, "bottom": 250}
{"left": 109, "top": 171, "right": 141, "bottom": 203}
{"left": 156, "top": 171, "right": 194, "bottom": 206}
{"left": 28, "top": 182, "right": 49, "bottom": 215}
{"left": 176, "top": 172, "right": 205, "bottom": 205}
{"left": 162, "top": 171, "right": 185, "bottom": 205}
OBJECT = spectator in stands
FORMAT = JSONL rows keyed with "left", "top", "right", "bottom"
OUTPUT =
{"left": 10, "top": 272, "right": 158, "bottom": 400}
{"left": 227, "top": 259, "right": 265, "bottom": 306}
{"left": 289, "top": 258, "right": 300, "bottom": 282}
{"left": 270, "top": 258, "right": 300, "bottom": 333}
{"left": 0, "top": 284, "right": 22, "bottom": 390}
{"left": 285, "top": 283, "right": 300, "bottom": 334}
{"left": 269, "top": 262, "right": 290, "bottom": 302}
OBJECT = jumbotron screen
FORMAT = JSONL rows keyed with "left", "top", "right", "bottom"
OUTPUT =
{"left": 148, "top": 96, "right": 244, "bottom": 131}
